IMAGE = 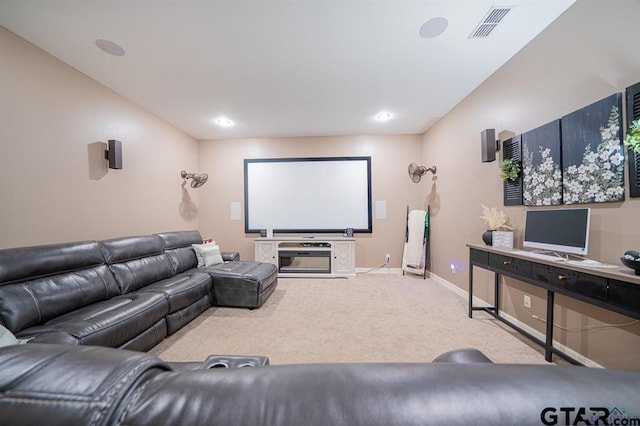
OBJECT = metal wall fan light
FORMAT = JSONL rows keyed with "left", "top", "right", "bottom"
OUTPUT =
{"left": 181, "top": 170, "right": 208, "bottom": 188}
{"left": 408, "top": 162, "right": 437, "bottom": 183}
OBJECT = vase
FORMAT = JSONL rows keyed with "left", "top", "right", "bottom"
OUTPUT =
{"left": 482, "top": 230, "right": 494, "bottom": 246}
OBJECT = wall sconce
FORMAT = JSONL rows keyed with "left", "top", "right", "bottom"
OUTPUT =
{"left": 104, "top": 139, "right": 123, "bottom": 169}
{"left": 181, "top": 170, "right": 208, "bottom": 188}
{"left": 481, "top": 129, "right": 500, "bottom": 162}
{"left": 408, "top": 162, "right": 437, "bottom": 183}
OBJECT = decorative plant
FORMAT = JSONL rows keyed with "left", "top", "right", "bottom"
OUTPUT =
{"left": 499, "top": 158, "right": 521, "bottom": 182}
{"left": 623, "top": 119, "right": 640, "bottom": 153}
{"left": 480, "top": 204, "right": 513, "bottom": 231}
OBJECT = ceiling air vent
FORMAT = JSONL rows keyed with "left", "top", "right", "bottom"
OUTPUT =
{"left": 469, "top": 6, "right": 513, "bottom": 39}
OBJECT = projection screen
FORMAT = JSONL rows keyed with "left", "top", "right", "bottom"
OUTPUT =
{"left": 244, "top": 157, "right": 372, "bottom": 233}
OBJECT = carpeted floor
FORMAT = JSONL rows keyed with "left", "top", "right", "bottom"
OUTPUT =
{"left": 150, "top": 273, "right": 555, "bottom": 365}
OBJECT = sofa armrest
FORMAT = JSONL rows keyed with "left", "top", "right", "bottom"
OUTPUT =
{"left": 221, "top": 251, "right": 240, "bottom": 262}
{"left": 0, "top": 344, "right": 167, "bottom": 426}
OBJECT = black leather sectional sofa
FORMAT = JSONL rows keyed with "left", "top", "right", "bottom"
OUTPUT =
{"left": 0, "top": 230, "right": 277, "bottom": 351}
{"left": 1, "top": 343, "right": 639, "bottom": 426}
{"left": 2, "top": 232, "right": 640, "bottom": 425}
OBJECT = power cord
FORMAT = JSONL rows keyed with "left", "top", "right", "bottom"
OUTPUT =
{"left": 357, "top": 263, "right": 388, "bottom": 274}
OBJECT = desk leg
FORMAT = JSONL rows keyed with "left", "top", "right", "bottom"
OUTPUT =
{"left": 468, "top": 265, "right": 473, "bottom": 318}
{"left": 494, "top": 273, "right": 500, "bottom": 317}
{"left": 545, "top": 290, "right": 555, "bottom": 362}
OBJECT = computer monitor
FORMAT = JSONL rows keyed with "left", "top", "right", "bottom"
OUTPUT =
{"left": 523, "top": 208, "right": 591, "bottom": 256}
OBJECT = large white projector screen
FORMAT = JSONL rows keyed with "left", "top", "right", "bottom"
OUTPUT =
{"left": 244, "top": 157, "right": 372, "bottom": 233}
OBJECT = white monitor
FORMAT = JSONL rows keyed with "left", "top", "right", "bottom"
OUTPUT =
{"left": 523, "top": 208, "right": 591, "bottom": 256}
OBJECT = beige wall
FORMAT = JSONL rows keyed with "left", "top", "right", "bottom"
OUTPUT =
{"left": 422, "top": 0, "right": 640, "bottom": 370}
{"left": 196, "top": 135, "right": 424, "bottom": 266}
{"left": 0, "top": 27, "right": 199, "bottom": 247}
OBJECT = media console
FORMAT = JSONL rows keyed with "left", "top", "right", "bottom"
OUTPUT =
{"left": 467, "top": 243, "right": 640, "bottom": 364}
{"left": 255, "top": 237, "right": 356, "bottom": 278}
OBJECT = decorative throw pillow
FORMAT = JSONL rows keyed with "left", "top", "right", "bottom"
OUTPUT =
{"left": 192, "top": 242, "right": 216, "bottom": 267}
{"left": 0, "top": 325, "right": 28, "bottom": 347}
{"left": 202, "top": 245, "right": 224, "bottom": 267}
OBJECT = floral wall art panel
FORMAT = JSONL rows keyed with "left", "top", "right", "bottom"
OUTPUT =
{"left": 522, "top": 119, "right": 563, "bottom": 206}
{"left": 561, "top": 93, "right": 624, "bottom": 204}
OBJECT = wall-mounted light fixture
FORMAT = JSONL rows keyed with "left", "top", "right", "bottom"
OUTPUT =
{"left": 104, "top": 139, "right": 123, "bottom": 169}
{"left": 481, "top": 129, "right": 500, "bottom": 162}
{"left": 408, "top": 162, "right": 437, "bottom": 183}
{"left": 181, "top": 170, "right": 208, "bottom": 188}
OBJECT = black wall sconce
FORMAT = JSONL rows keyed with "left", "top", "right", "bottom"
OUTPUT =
{"left": 104, "top": 139, "right": 123, "bottom": 169}
{"left": 481, "top": 129, "right": 500, "bottom": 162}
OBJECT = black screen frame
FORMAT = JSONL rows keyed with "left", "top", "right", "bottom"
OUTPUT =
{"left": 243, "top": 156, "right": 372, "bottom": 234}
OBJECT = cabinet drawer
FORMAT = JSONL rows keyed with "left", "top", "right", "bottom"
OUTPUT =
{"left": 531, "top": 264, "right": 607, "bottom": 300}
{"left": 608, "top": 280, "right": 640, "bottom": 313}
{"left": 488, "top": 253, "right": 531, "bottom": 278}
{"left": 470, "top": 248, "right": 488, "bottom": 266}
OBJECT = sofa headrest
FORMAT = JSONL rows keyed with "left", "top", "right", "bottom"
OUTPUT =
{"left": 99, "top": 236, "right": 164, "bottom": 264}
{"left": 155, "top": 231, "right": 203, "bottom": 250}
{"left": 0, "top": 241, "right": 104, "bottom": 284}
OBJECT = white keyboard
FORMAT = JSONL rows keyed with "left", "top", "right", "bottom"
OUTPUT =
{"left": 510, "top": 251, "right": 619, "bottom": 268}
{"left": 565, "top": 259, "right": 619, "bottom": 269}
{"left": 510, "top": 250, "right": 563, "bottom": 262}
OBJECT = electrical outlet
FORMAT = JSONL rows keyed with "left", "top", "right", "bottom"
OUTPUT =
{"left": 524, "top": 294, "right": 531, "bottom": 308}
{"left": 385, "top": 253, "right": 390, "bottom": 266}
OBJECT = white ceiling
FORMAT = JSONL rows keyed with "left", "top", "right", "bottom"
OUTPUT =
{"left": 0, "top": 0, "right": 576, "bottom": 141}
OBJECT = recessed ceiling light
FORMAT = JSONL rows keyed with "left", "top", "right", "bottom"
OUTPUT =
{"left": 95, "top": 39, "right": 125, "bottom": 56}
{"left": 213, "top": 117, "right": 234, "bottom": 127}
{"left": 374, "top": 112, "right": 393, "bottom": 122}
{"left": 419, "top": 17, "right": 449, "bottom": 39}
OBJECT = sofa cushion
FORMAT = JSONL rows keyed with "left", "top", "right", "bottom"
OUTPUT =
{"left": 0, "top": 241, "right": 121, "bottom": 333}
{"left": 137, "top": 272, "right": 212, "bottom": 313}
{"left": 0, "top": 240, "right": 105, "bottom": 284}
{"left": 0, "top": 265, "right": 122, "bottom": 333}
{"left": 99, "top": 236, "right": 175, "bottom": 293}
{"left": 204, "top": 262, "right": 278, "bottom": 291}
{"left": 165, "top": 247, "right": 199, "bottom": 273}
{"left": 16, "top": 292, "right": 169, "bottom": 348}
{"left": 155, "top": 230, "right": 203, "bottom": 250}
{"left": 156, "top": 231, "right": 203, "bottom": 273}
{"left": 203, "top": 261, "right": 278, "bottom": 308}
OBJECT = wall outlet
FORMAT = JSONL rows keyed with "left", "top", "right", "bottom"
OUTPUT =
{"left": 385, "top": 253, "right": 390, "bottom": 266}
{"left": 524, "top": 294, "right": 531, "bottom": 308}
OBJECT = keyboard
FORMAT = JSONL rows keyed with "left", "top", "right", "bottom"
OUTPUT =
{"left": 510, "top": 251, "right": 619, "bottom": 268}
{"left": 565, "top": 259, "right": 619, "bottom": 269}
{"left": 510, "top": 250, "right": 563, "bottom": 262}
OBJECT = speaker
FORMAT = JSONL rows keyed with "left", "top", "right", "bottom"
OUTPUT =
{"left": 105, "top": 139, "right": 123, "bottom": 169}
{"left": 481, "top": 129, "right": 497, "bottom": 163}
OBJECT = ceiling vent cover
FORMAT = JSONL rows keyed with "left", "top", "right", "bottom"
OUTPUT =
{"left": 469, "top": 6, "right": 513, "bottom": 38}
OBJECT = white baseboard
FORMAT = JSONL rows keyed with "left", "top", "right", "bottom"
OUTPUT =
{"left": 429, "top": 272, "right": 603, "bottom": 368}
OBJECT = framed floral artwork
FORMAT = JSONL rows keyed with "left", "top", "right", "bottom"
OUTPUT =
{"left": 522, "top": 119, "right": 563, "bottom": 206}
{"left": 561, "top": 93, "right": 624, "bottom": 204}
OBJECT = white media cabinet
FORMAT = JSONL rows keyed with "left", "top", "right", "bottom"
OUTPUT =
{"left": 254, "top": 237, "right": 356, "bottom": 278}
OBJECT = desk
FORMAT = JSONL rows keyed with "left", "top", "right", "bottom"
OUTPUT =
{"left": 467, "top": 244, "right": 640, "bottom": 364}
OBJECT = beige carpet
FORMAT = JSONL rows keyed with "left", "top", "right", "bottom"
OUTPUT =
{"left": 150, "top": 273, "right": 554, "bottom": 365}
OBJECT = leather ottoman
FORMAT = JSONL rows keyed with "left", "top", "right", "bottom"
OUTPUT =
{"left": 203, "top": 261, "right": 278, "bottom": 309}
